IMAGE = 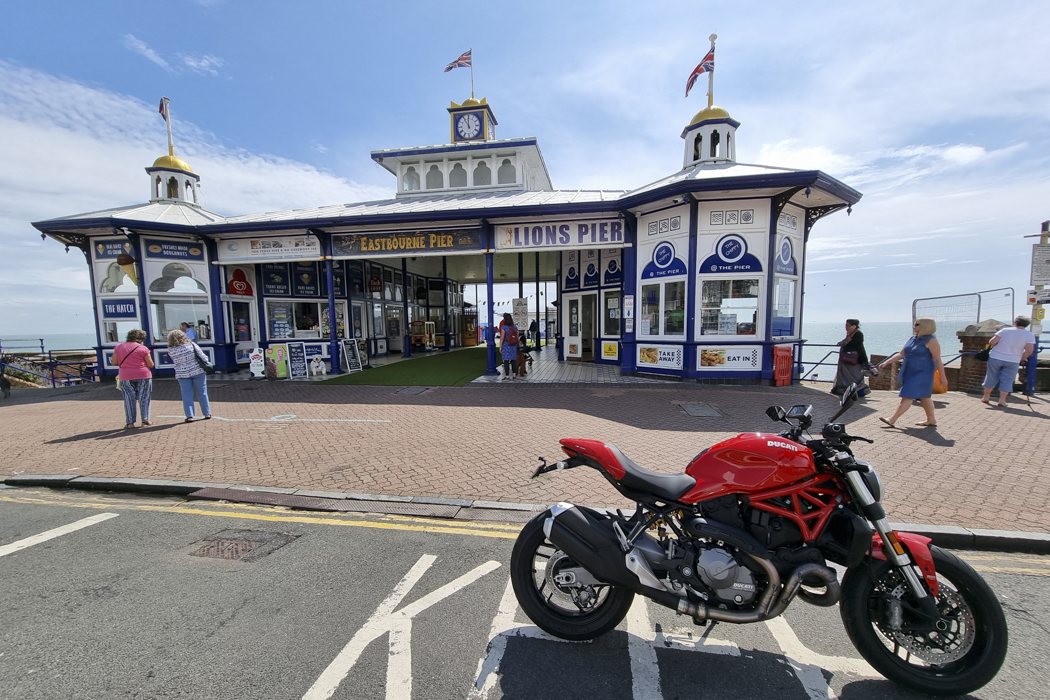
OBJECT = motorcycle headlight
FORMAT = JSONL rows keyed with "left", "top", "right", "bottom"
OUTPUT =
{"left": 861, "top": 469, "right": 883, "bottom": 502}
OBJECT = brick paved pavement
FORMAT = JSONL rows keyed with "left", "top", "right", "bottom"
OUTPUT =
{"left": 2, "top": 380, "right": 1048, "bottom": 533}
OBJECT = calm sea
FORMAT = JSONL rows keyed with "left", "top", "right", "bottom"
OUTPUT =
{"left": 0, "top": 333, "right": 98, "bottom": 353}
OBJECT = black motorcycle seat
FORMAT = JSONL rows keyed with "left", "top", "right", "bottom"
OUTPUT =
{"left": 607, "top": 443, "right": 696, "bottom": 501}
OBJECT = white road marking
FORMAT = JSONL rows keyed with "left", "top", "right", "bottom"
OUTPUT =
{"left": 155, "top": 414, "right": 390, "bottom": 423}
{"left": 303, "top": 554, "right": 500, "bottom": 700}
{"left": 0, "top": 512, "right": 119, "bottom": 558}
{"left": 627, "top": 597, "right": 663, "bottom": 700}
{"left": 765, "top": 616, "right": 879, "bottom": 700}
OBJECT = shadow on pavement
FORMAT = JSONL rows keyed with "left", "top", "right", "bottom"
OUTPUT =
{"left": 46, "top": 422, "right": 183, "bottom": 444}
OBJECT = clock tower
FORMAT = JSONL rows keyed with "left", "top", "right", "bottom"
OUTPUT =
{"left": 449, "top": 97, "right": 497, "bottom": 143}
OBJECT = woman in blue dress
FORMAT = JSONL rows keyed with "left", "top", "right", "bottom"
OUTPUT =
{"left": 876, "top": 317, "right": 947, "bottom": 428}
{"left": 500, "top": 313, "right": 519, "bottom": 380}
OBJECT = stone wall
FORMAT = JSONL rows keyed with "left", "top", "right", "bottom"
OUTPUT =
{"left": 956, "top": 319, "right": 1008, "bottom": 393}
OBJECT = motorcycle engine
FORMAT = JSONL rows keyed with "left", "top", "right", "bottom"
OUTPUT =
{"left": 683, "top": 546, "right": 758, "bottom": 606}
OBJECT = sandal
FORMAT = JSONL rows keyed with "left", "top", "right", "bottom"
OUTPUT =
{"left": 203, "top": 415, "right": 212, "bottom": 420}
{"left": 142, "top": 420, "right": 153, "bottom": 426}
{"left": 916, "top": 421, "right": 938, "bottom": 427}
{"left": 996, "top": 402, "right": 1007, "bottom": 407}
{"left": 125, "top": 423, "right": 138, "bottom": 429}
{"left": 878, "top": 417, "right": 896, "bottom": 428}
{"left": 980, "top": 399, "right": 990, "bottom": 404}
{"left": 184, "top": 417, "right": 194, "bottom": 423}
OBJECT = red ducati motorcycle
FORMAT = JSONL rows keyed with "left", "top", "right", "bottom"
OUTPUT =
{"left": 511, "top": 386, "right": 1007, "bottom": 696}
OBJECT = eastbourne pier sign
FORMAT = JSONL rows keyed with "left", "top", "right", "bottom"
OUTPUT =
{"left": 332, "top": 229, "right": 483, "bottom": 257}
{"left": 495, "top": 218, "right": 626, "bottom": 250}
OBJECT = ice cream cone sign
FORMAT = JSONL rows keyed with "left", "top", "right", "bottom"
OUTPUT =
{"left": 116, "top": 253, "right": 139, "bottom": 286}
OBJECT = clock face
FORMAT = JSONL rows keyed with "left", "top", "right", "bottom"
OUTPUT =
{"left": 457, "top": 113, "right": 481, "bottom": 139}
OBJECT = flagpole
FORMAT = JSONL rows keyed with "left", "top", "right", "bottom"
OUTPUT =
{"left": 162, "top": 96, "right": 174, "bottom": 157}
{"left": 470, "top": 47, "right": 474, "bottom": 99}
{"left": 707, "top": 34, "right": 717, "bottom": 108}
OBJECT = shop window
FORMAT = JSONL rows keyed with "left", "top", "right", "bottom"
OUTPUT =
{"left": 383, "top": 268, "right": 394, "bottom": 301}
{"left": 99, "top": 262, "right": 137, "bottom": 293}
{"left": 230, "top": 301, "right": 254, "bottom": 342}
{"left": 603, "top": 290, "right": 621, "bottom": 336}
{"left": 266, "top": 300, "right": 345, "bottom": 340}
{"left": 148, "top": 263, "right": 206, "bottom": 293}
{"left": 167, "top": 177, "right": 179, "bottom": 199}
{"left": 103, "top": 321, "right": 139, "bottom": 344}
{"left": 402, "top": 166, "right": 420, "bottom": 191}
{"left": 425, "top": 164, "right": 443, "bottom": 189}
{"left": 701, "top": 279, "right": 759, "bottom": 336}
{"left": 151, "top": 297, "right": 212, "bottom": 341}
{"left": 428, "top": 307, "right": 446, "bottom": 334}
{"left": 497, "top": 158, "right": 515, "bottom": 184}
{"left": 428, "top": 279, "right": 445, "bottom": 306}
{"left": 772, "top": 277, "right": 796, "bottom": 336}
{"left": 373, "top": 304, "right": 385, "bottom": 336}
{"left": 473, "top": 161, "right": 491, "bottom": 186}
{"left": 386, "top": 306, "right": 403, "bottom": 338}
{"left": 639, "top": 281, "right": 685, "bottom": 337}
{"left": 449, "top": 162, "right": 467, "bottom": 187}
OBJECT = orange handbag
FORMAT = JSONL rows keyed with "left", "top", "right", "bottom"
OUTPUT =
{"left": 932, "top": 370, "right": 948, "bottom": 394}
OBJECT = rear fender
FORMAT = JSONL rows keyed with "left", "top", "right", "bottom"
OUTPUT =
{"left": 870, "top": 532, "right": 939, "bottom": 596}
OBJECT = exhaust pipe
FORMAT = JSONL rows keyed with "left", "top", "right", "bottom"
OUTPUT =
{"left": 543, "top": 505, "right": 838, "bottom": 625}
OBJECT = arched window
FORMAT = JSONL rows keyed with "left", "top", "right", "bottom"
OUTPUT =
{"left": 425, "top": 164, "right": 443, "bottom": 189}
{"left": 473, "top": 161, "right": 491, "bottom": 186}
{"left": 155, "top": 176, "right": 162, "bottom": 199}
{"left": 99, "top": 262, "right": 138, "bottom": 292}
{"left": 148, "top": 263, "right": 207, "bottom": 293}
{"left": 167, "top": 177, "right": 179, "bottom": 199}
{"left": 185, "top": 181, "right": 194, "bottom": 202}
{"left": 497, "top": 158, "right": 516, "bottom": 184}
{"left": 449, "top": 163, "right": 467, "bottom": 188}
{"left": 402, "top": 166, "right": 420, "bottom": 191}
{"left": 725, "top": 133, "right": 731, "bottom": 159}
{"left": 710, "top": 130, "right": 720, "bottom": 158}
{"left": 693, "top": 134, "right": 702, "bottom": 161}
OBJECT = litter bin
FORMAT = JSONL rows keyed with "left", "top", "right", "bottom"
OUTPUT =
{"left": 773, "top": 346, "right": 793, "bottom": 387}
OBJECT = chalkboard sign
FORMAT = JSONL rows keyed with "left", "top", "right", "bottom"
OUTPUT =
{"left": 286, "top": 342, "right": 309, "bottom": 378}
{"left": 340, "top": 338, "right": 363, "bottom": 373}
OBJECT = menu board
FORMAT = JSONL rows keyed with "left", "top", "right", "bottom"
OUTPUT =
{"left": 340, "top": 339, "right": 363, "bottom": 373}
{"left": 286, "top": 342, "right": 309, "bottom": 378}
{"left": 292, "top": 262, "right": 319, "bottom": 297}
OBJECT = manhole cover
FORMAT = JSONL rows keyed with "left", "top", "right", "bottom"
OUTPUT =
{"left": 397, "top": 386, "right": 428, "bottom": 395}
{"left": 680, "top": 403, "right": 725, "bottom": 417}
{"left": 189, "top": 529, "right": 298, "bottom": 562}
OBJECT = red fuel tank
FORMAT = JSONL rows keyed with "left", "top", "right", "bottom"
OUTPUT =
{"left": 680, "top": 433, "right": 816, "bottom": 503}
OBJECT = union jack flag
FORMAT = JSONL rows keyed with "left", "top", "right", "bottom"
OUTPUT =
{"left": 444, "top": 49, "right": 472, "bottom": 73}
{"left": 685, "top": 48, "right": 715, "bottom": 98}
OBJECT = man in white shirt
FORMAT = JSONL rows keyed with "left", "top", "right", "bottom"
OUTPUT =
{"left": 981, "top": 316, "right": 1037, "bottom": 406}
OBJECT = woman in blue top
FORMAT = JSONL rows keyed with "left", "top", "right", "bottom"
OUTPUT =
{"left": 500, "top": 313, "right": 519, "bottom": 380}
{"left": 876, "top": 317, "right": 946, "bottom": 428}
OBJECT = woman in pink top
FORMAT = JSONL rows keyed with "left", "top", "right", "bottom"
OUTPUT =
{"left": 114, "top": 329, "right": 155, "bottom": 428}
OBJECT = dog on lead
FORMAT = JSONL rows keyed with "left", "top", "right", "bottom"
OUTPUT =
{"left": 515, "top": 347, "right": 534, "bottom": 378}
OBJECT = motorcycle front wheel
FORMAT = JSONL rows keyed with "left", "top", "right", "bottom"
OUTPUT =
{"left": 840, "top": 545, "right": 1008, "bottom": 696}
{"left": 510, "top": 512, "right": 634, "bottom": 641}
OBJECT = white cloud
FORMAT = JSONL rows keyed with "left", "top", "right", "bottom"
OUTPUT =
{"left": 181, "top": 54, "right": 224, "bottom": 77}
{"left": 122, "top": 35, "right": 171, "bottom": 72}
{"left": 0, "top": 61, "right": 390, "bottom": 334}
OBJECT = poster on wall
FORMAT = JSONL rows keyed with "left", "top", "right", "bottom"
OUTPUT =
{"left": 320, "top": 262, "right": 347, "bottom": 297}
{"left": 262, "top": 263, "right": 291, "bottom": 296}
{"left": 641, "top": 240, "right": 688, "bottom": 279}
{"left": 623, "top": 295, "right": 634, "bottom": 334}
{"left": 698, "top": 234, "right": 763, "bottom": 274}
{"left": 603, "top": 249, "right": 622, "bottom": 286}
{"left": 264, "top": 345, "right": 289, "bottom": 379}
{"left": 638, "top": 345, "right": 682, "bottom": 369}
{"left": 698, "top": 345, "right": 762, "bottom": 370}
{"left": 142, "top": 238, "right": 205, "bottom": 261}
{"left": 93, "top": 239, "right": 134, "bottom": 260}
{"left": 218, "top": 234, "right": 321, "bottom": 263}
{"left": 602, "top": 342, "right": 618, "bottom": 360}
{"left": 292, "top": 262, "right": 319, "bottom": 297}
{"left": 581, "top": 249, "right": 600, "bottom": 288}
{"left": 774, "top": 236, "right": 797, "bottom": 275}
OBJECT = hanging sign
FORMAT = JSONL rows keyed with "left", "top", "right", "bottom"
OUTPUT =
{"left": 142, "top": 238, "right": 205, "bottom": 261}
{"left": 227, "top": 268, "right": 254, "bottom": 296}
{"left": 332, "top": 229, "right": 482, "bottom": 257}
{"left": 262, "top": 263, "right": 291, "bottom": 296}
{"left": 699, "top": 234, "right": 763, "bottom": 274}
{"left": 100, "top": 298, "right": 137, "bottom": 319}
{"left": 286, "top": 342, "right": 309, "bottom": 378}
{"left": 495, "top": 219, "right": 625, "bottom": 250}
{"left": 218, "top": 234, "right": 321, "bottom": 263}
{"left": 641, "top": 241, "right": 688, "bottom": 279}
{"left": 1032, "top": 244, "right": 1050, "bottom": 285}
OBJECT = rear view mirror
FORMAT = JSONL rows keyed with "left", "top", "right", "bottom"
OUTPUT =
{"left": 766, "top": 406, "right": 787, "bottom": 422}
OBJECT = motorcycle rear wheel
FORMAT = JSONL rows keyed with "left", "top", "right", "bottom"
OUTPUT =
{"left": 840, "top": 545, "right": 1008, "bottom": 696}
{"left": 510, "top": 512, "right": 634, "bottom": 641}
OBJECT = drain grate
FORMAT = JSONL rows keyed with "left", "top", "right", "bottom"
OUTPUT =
{"left": 189, "top": 529, "right": 298, "bottom": 562}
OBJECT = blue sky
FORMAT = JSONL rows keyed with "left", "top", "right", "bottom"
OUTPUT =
{"left": 2, "top": 1, "right": 1048, "bottom": 335}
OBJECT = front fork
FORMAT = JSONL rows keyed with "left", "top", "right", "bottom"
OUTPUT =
{"left": 843, "top": 471, "right": 939, "bottom": 609}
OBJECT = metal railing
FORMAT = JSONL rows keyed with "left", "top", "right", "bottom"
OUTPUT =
{"left": 0, "top": 339, "right": 98, "bottom": 388}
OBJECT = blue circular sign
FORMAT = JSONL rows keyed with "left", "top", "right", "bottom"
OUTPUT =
{"left": 718, "top": 235, "right": 746, "bottom": 263}
{"left": 654, "top": 242, "right": 675, "bottom": 268}
{"left": 779, "top": 237, "right": 793, "bottom": 264}
{"left": 607, "top": 259, "right": 619, "bottom": 273}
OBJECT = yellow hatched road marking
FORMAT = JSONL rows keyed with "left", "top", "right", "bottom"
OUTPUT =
{"left": 969, "top": 564, "right": 1050, "bottom": 577}
{"left": 0, "top": 493, "right": 522, "bottom": 540}
{"left": 958, "top": 553, "right": 1050, "bottom": 565}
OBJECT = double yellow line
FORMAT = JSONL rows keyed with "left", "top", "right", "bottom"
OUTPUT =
{"left": 0, "top": 491, "right": 525, "bottom": 540}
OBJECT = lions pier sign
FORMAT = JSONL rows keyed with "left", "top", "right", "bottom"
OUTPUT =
{"left": 496, "top": 218, "right": 625, "bottom": 250}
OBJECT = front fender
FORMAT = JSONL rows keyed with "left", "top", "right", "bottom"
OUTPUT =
{"left": 869, "top": 532, "right": 939, "bottom": 596}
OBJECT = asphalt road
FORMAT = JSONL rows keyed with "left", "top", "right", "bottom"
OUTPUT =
{"left": 1, "top": 488, "right": 1046, "bottom": 700}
